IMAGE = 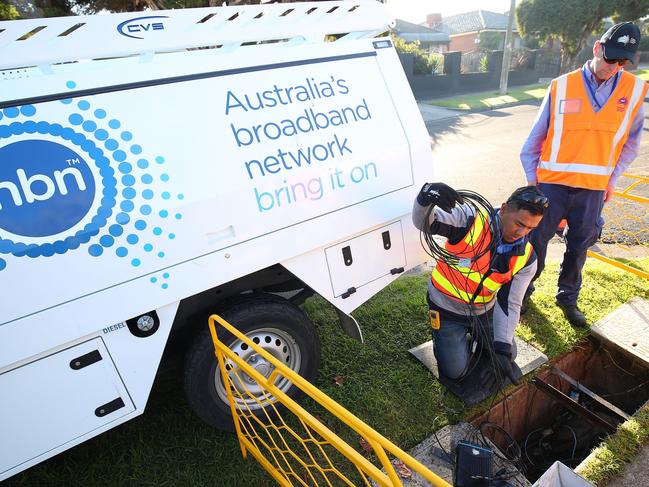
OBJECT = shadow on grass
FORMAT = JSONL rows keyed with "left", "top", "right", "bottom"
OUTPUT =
{"left": 519, "top": 299, "right": 587, "bottom": 358}
{"left": 6, "top": 263, "right": 643, "bottom": 486}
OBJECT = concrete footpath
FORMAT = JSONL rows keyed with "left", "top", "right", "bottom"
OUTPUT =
{"left": 417, "top": 102, "right": 462, "bottom": 123}
{"left": 607, "top": 443, "right": 649, "bottom": 486}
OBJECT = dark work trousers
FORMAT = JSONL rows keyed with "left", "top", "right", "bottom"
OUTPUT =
{"left": 527, "top": 183, "right": 605, "bottom": 305}
{"left": 428, "top": 297, "right": 518, "bottom": 380}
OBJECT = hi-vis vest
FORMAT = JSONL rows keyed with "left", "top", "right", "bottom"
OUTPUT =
{"left": 431, "top": 211, "right": 533, "bottom": 305}
{"left": 538, "top": 69, "right": 648, "bottom": 190}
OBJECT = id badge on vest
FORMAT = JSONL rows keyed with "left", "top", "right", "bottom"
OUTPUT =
{"left": 559, "top": 99, "right": 582, "bottom": 114}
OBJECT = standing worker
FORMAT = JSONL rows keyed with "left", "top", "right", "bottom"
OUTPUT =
{"left": 520, "top": 22, "right": 647, "bottom": 327}
{"left": 413, "top": 183, "right": 547, "bottom": 403}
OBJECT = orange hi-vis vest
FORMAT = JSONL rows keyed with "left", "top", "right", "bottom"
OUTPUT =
{"left": 538, "top": 69, "right": 648, "bottom": 191}
{"left": 431, "top": 211, "right": 533, "bottom": 305}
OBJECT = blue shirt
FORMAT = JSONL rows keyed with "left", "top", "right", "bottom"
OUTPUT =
{"left": 520, "top": 62, "right": 645, "bottom": 187}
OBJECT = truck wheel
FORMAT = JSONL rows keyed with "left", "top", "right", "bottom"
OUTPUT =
{"left": 183, "top": 293, "right": 321, "bottom": 431}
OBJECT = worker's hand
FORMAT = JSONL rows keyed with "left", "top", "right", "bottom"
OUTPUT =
{"left": 527, "top": 181, "right": 537, "bottom": 187}
{"left": 604, "top": 184, "right": 615, "bottom": 203}
{"left": 416, "top": 182, "right": 462, "bottom": 212}
{"left": 493, "top": 343, "right": 521, "bottom": 385}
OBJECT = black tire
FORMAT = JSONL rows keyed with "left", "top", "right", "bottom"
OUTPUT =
{"left": 183, "top": 293, "right": 321, "bottom": 431}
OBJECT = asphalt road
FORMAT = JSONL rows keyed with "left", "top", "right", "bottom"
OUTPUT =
{"left": 423, "top": 99, "right": 649, "bottom": 206}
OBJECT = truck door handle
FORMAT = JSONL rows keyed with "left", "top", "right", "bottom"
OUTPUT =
{"left": 342, "top": 246, "right": 353, "bottom": 266}
{"left": 95, "top": 398, "right": 126, "bottom": 417}
{"left": 69, "top": 350, "right": 102, "bottom": 370}
{"left": 382, "top": 231, "right": 391, "bottom": 250}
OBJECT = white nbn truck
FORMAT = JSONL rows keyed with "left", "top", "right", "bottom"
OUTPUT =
{"left": 0, "top": 1, "right": 432, "bottom": 479}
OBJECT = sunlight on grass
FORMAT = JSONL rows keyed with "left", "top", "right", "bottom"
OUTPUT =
{"left": 428, "top": 84, "right": 547, "bottom": 111}
{"left": 523, "top": 87, "right": 547, "bottom": 98}
{"left": 635, "top": 69, "right": 649, "bottom": 81}
{"left": 481, "top": 94, "right": 518, "bottom": 106}
{"left": 579, "top": 405, "right": 649, "bottom": 485}
{"left": 5, "top": 257, "right": 647, "bottom": 486}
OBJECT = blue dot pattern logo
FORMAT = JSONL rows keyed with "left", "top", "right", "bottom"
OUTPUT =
{"left": 0, "top": 81, "right": 184, "bottom": 289}
{"left": 0, "top": 139, "right": 96, "bottom": 237}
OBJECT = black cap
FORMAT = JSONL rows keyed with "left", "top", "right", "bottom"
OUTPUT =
{"left": 600, "top": 22, "right": 641, "bottom": 64}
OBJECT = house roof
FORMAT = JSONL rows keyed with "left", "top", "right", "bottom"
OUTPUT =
{"left": 436, "top": 10, "right": 518, "bottom": 36}
{"left": 393, "top": 19, "right": 450, "bottom": 43}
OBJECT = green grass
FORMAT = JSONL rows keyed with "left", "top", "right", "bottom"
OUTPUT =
{"left": 4, "top": 259, "right": 648, "bottom": 486}
{"left": 634, "top": 69, "right": 649, "bottom": 81}
{"left": 426, "top": 84, "right": 547, "bottom": 111}
{"left": 427, "top": 69, "right": 648, "bottom": 111}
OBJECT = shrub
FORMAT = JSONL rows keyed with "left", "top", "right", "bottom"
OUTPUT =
{"left": 479, "top": 55, "right": 489, "bottom": 72}
{"left": 0, "top": 1, "right": 19, "bottom": 20}
{"left": 392, "top": 34, "right": 444, "bottom": 75}
{"left": 478, "top": 31, "right": 503, "bottom": 50}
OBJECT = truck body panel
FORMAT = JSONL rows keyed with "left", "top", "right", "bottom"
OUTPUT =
{"left": 0, "top": 2, "right": 432, "bottom": 479}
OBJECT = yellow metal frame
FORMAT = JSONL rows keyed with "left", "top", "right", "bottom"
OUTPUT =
{"left": 587, "top": 173, "right": 648, "bottom": 279}
{"left": 586, "top": 250, "right": 649, "bottom": 279}
{"left": 208, "top": 314, "right": 452, "bottom": 487}
{"left": 612, "top": 173, "right": 649, "bottom": 205}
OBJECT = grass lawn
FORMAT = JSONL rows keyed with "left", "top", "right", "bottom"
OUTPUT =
{"left": 426, "top": 68, "right": 649, "bottom": 111}
{"left": 426, "top": 84, "right": 547, "bottom": 111}
{"left": 634, "top": 68, "right": 649, "bottom": 81}
{"left": 4, "top": 259, "right": 649, "bottom": 486}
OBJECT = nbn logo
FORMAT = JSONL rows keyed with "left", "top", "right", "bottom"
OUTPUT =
{"left": 0, "top": 140, "right": 96, "bottom": 238}
{"left": 117, "top": 16, "right": 168, "bottom": 40}
{"left": 0, "top": 167, "right": 87, "bottom": 208}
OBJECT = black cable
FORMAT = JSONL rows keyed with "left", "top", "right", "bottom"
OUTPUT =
{"left": 420, "top": 189, "right": 528, "bottom": 479}
{"left": 431, "top": 416, "right": 454, "bottom": 467}
{"left": 420, "top": 189, "right": 498, "bottom": 268}
{"left": 419, "top": 191, "right": 501, "bottom": 384}
{"left": 479, "top": 421, "right": 521, "bottom": 464}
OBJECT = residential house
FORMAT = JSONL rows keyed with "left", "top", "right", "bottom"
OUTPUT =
{"left": 393, "top": 19, "right": 450, "bottom": 53}
{"left": 426, "top": 10, "right": 522, "bottom": 53}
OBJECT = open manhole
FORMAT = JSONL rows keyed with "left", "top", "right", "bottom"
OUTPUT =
{"left": 471, "top": 336, "right": 649, "bottom": 482}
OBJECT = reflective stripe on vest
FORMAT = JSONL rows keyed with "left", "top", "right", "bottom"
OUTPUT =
{"left": 538, "top": 69, "right": 648, "bottom": 190}
{"left": 431, "top": 211, "right": 533, "bottom": 304}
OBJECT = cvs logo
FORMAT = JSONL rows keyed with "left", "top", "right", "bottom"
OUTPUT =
{"left": 0, "top": 140, "right": 96, "bottom": 238}
{"left": 117, "top": 15, "right": 168, "bottom": 40}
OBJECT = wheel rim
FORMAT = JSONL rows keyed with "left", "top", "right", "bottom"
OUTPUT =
{"left": 215, "top": 326, "right": 302, "bottom": 411}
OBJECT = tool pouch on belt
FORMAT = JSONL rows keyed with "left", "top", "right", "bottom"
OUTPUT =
{"left": 429, "top": 309, "right": 441, "bottom": 330}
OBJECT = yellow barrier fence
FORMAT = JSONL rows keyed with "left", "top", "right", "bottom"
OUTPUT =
{"left": 208, "top": 314, "right": 451, "bottom": 487}
{"left": 587, "top": 173, "right": 649, "bottom": 279}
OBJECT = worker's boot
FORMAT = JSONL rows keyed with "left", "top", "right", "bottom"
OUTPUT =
{"left": 556, "top": 302, "right": 588, "bottom": 328}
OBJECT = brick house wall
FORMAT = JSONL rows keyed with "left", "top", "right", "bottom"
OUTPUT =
{"left": 450, "top": 32, "right": 479, "bottom": 52}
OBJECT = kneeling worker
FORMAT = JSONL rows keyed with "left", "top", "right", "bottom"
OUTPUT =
{"left": 413, "top": 184, "right": 548, "bottom": 403}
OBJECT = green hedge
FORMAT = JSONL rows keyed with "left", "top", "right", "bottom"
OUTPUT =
{"left": 392, "top": 34, "right": 444, "bottom": 75}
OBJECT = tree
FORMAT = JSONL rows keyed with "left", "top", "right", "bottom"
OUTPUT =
{"left": 516, "top": 0, "right": 612, "bottom": 71}
{"left": 32, "top": 0, "right": 75, "bottom": 17}
{"left": 478, "top": 31, "right": 504, "bottom": 50}
{"left": 10, "top": 0, "right": 180, "bottom": 17}
{"left": 640, "top": 18, "right": 649, "bottom": 51}
{"left": 517, "top": 0, "right": 649, "bottom": 71}
{"left": 1, "top": 0, "right": 20, "bottom": 19}
{"left": 4, "top": 0, "right": 286, "bottom": 18}
{"left": 612, "top": 0, "right": 649, "bottom": 22}
{"left": 73, "top": 0, "right": 166, "bottom": 14}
